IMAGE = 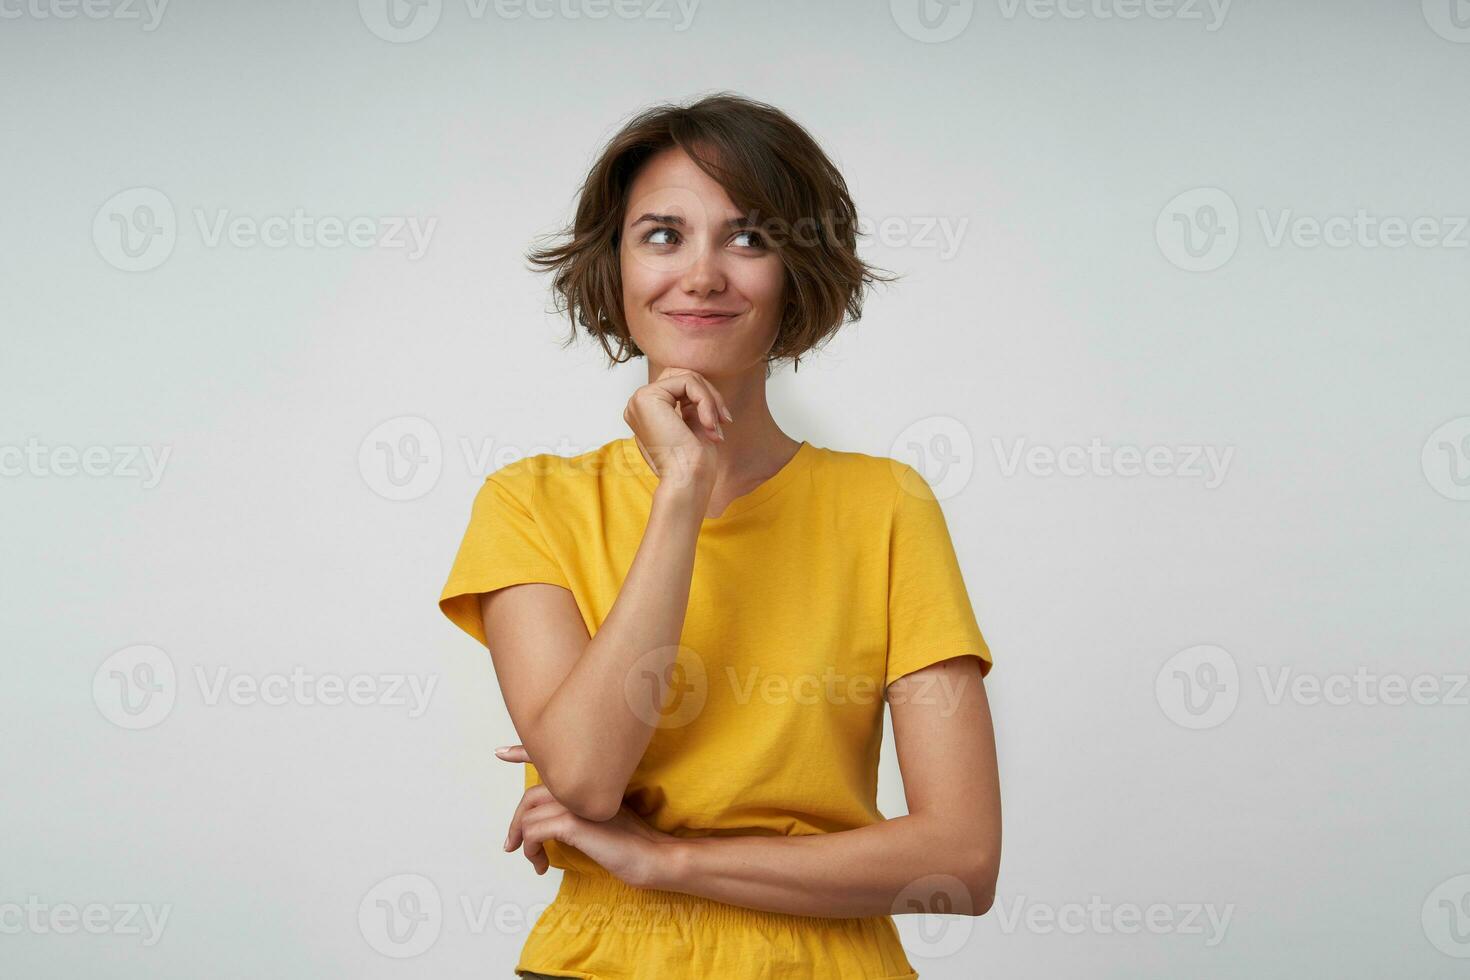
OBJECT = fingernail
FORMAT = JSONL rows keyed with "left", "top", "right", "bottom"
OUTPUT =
{"left": 722, "top": 408, "right": 734, "bottom": 422}
{"left": 494, "top": 745, "right": 510, "bottom": 755}
{"left": 504, "top": 836, "right": 511, "bottom": 850}
{"left": 716, "top": 424, "right": 725, "bottom": 440}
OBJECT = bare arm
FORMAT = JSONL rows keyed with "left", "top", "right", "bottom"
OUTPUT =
{"left": 648, "top": 655, "right": 1001, "bottom": 917}
{"left": 480, "top": 480, "right": 709, "bottom": 821}
{"left": 479, "top": 370, "right": 730, "bottom": 822}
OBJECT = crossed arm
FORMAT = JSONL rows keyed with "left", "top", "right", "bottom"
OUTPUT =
{"left": 479, "top": 489, "right": 1001, "bottom": 919}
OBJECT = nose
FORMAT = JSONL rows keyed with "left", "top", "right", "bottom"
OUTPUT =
{"left": 678, "top": 239, "right": 725, "bottom": 297}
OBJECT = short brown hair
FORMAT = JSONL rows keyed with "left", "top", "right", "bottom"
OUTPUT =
{"left": 526, "top": 92, "right": 895, "bottom": 373}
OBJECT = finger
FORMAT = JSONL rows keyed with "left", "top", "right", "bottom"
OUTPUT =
{"left": 520, "top": 808, "right": 571, "bottom": 875}
{"left": 683, "top": 376, "right": 723, "bottom": 438}
{"left": 518, "top": 798, "right": 566, "bottom": 862}
{"left": 493, "top": 744, "right": 531, "bottom": 764}
{"left": 670, "top": 386, "right": 716, "bottom": 437}
{"left": 692, "top": 374, "right": 733, "bottom": 424}
{"left": 653, "top": 372, "right": 723, "bottom": 441}
{"left": 504, "top": 784, "right": 555, "bottom": 852}
{"left": 678, "top": 400, "right": 715, "bottom": 439}
{"left": 526, "top": 840, "right": 549, "bottom": 876}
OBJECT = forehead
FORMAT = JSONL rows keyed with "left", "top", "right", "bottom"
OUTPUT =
{"left": 624, "top": 145, "right": 742, "bottom": 225}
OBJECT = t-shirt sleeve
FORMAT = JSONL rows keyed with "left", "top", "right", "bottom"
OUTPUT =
{"left": 438, "top": 467, "right": 571, "bottom": 646}
{"left": 885, "top": 464, "right": 993, "bottom": 688}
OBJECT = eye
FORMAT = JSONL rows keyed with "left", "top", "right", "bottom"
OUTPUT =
{"left": 642, "top": 226, "right": 680, "bottom": 246}
{"left": 731, "top": 229, "right": 766, "bottom": 249}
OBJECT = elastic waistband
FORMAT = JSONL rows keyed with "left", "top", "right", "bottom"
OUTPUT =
{"left": 547, "top": 870, "right": 878, "bottom": 934}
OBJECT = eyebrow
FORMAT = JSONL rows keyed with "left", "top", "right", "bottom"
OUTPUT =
{"left": 629, "top": 212, "right": 759, "bottom": 231}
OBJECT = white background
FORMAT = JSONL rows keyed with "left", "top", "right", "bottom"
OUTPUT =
{"left": 2, "top": 1, "right": 1468, "bottom": 977}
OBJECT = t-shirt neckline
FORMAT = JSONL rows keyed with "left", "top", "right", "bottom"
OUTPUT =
{"left": 618, "top": 437, "right": 815, "bottom": 523}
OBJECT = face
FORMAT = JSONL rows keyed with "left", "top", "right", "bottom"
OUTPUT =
{"left": 619, "top": 146, "right": 787, "bottom": 379}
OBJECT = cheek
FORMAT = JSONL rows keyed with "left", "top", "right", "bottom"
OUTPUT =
{"left": 619, "top": 249, "right": 672, "bottom": 307}
{"left": 732, "top": 257, "right": 785, "bottom": 304}
{"left": 618, "top": 248, "right": 643, "bottom": 299}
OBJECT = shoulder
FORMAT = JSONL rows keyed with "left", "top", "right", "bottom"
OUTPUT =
{"left": 480, "top": 438, "right": 626, "bottom": 501}
{"left": 806, "top": 443, "right": 933, "bottom": 514}
{"left": 808, "top": 443, "right": 926, "bottom": 491}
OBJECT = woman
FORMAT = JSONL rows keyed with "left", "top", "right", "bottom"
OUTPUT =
{"left": 439, "top": 92, "right": 1000, "bottom": 980}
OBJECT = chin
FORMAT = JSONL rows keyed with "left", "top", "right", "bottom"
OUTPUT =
{"left": 648, "top": 346, "right": 741, "bottom": 377}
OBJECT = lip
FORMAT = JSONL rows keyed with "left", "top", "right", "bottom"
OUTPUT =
{"left": 661, "top": 310, "right": 741, "bottom": 327}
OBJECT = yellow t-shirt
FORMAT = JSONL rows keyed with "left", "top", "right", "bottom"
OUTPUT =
{"left": 439, "top": 436, "right": 991, "bottom": 980}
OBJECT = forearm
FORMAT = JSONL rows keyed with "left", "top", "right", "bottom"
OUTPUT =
{"left": 651, "top": 813, "right": 997, "bottom": 919}
{"left": 534, "top": 484, "right": 706, "bottom": 816}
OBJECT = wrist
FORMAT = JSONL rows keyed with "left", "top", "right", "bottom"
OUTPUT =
{"left": 646, "top": 836, "right": 696, "bottom": 892}
{"left": 652, "top": 482, "right": 712, "bottom": 518}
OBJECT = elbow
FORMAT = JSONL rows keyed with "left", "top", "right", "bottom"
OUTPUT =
{"left": 535, "top": 761, "right": 625, "bottom": 822}
{"left": 959, "top": 851, "right": 999, "bottom": 917}
{"left": 561, "top": 789, "right": 623, "bottom": 823}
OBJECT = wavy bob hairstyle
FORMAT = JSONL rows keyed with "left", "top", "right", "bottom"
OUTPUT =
{"left": 527, "top": 92, "right": 894, "bottom": 373}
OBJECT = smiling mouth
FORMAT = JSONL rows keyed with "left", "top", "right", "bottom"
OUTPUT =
{"left": 661, "top": 311, "right": 740, "bottom": 327}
